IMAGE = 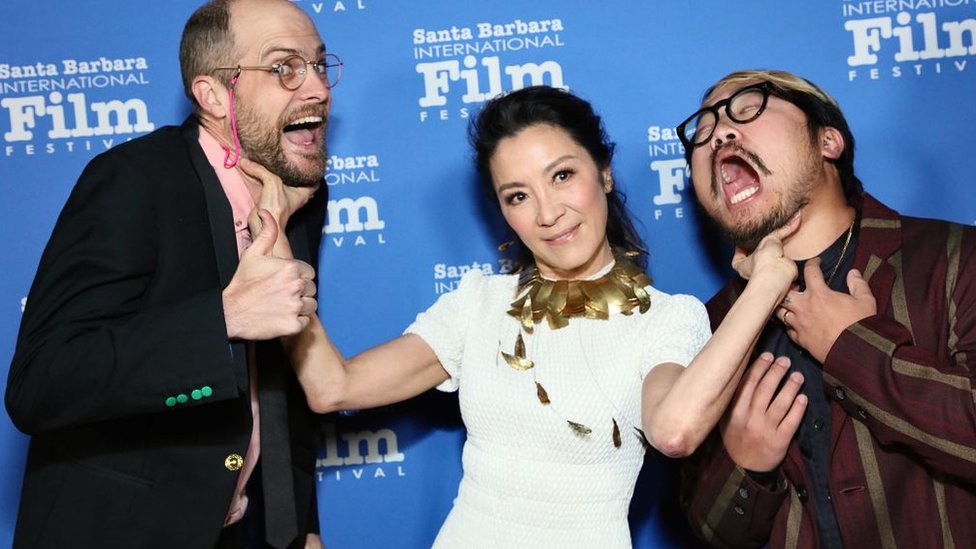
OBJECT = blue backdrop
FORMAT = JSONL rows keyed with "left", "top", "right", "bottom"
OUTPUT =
{"left": 2, "top": 1, "right": 974, "bottom": 547}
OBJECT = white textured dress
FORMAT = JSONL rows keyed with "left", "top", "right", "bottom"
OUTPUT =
{"left": 406, "top": 268, "right": 710, "bottom": 549}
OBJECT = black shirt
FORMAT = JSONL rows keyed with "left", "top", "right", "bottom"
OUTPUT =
{"left": 751, "top": 219, "right": 859, "bottom": 549}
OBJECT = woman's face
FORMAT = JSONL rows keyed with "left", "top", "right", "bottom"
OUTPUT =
{"left": 489, "top": 123, "right": 613, "bottom": 280}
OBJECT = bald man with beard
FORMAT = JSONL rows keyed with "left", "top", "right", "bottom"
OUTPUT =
{"left": 6, "top": 1, "right": 340, "bottom": 547}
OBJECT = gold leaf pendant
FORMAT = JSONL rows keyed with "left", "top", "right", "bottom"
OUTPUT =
{"left": 633, "top": 427, "right": 653, "bottom": 453}
{"left": 567, "top": 421, "right": 592, "bottom": 437}
{"left": 536, "top": 382, "right": 551, "bottom": 405}
{"left": 502, "top": 333, "right": 534, "bottom": 371}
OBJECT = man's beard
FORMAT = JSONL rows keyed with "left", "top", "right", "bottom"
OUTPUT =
{"left": 708, "top": 142, "right": 819, "bottom": 252}
{"left": 716, "top": 197, "right": 805, "bottom": 252}
{"left": 234, "top": 97, "right": 327, "bottom": 188}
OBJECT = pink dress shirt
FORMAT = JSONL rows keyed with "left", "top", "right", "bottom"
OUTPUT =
{"left": 197, "top": 129, "right": 261, "bottom": 527}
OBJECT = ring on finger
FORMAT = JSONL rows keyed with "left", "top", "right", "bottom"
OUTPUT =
{"left": 782, "top": 310, "right": 793, "bottom": 328}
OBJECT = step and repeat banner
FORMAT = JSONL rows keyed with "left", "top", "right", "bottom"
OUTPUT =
{"left": 2, "top": 1, "right": 973, "bottom": 547}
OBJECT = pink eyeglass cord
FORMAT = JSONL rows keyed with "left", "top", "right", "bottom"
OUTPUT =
{"left": 222, "top": 71, "right": 243, "bottom": 169}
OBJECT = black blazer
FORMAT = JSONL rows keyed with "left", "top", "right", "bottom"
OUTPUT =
{"left": 6, "top": 117, "right": 326, "bottom": 549}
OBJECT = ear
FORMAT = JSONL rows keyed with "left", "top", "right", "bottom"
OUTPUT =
{"left": 601, "top": 167, "right": 614, "bottom": 193}
{"left": 191, "top": 75, "right": 230, "bottom": 120}
{"left": 820, "top": 127, "right": 845, "bottom": 160}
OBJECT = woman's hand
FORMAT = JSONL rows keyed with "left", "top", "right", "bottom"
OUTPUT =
{"left": 732, "top": 215, "right": 800, "bottom": 296}
{"left": 238, "top": 157, "right": 318, "bottom": 233}
{"left": 239, "top": 158, "right": 318, "bottom": 258}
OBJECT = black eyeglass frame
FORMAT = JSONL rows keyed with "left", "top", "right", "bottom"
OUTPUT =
{"left": 213, "top": 52, "right": 343, "bottom": 90}
{"left": 676, "top": 81, "right": 774, "bottom": 149}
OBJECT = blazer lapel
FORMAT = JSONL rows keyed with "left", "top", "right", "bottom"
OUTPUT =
{"left": 180, "top": 118, "right": 240, "bottom": 288}
{"left": 851, "top": 194, "right": 902, "bottom": 317}
{"left": 826, "top": 194, "right": 901, "bottom": 455}
{"left": 180, "top": 117, "right": 248, "bottom": 393}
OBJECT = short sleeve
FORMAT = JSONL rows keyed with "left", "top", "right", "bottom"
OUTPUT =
{"left": 404, "top": 270, "right": 488, "bottom": 392}
{"left": 639, "top": 293, "right": 711, "bottom": 378}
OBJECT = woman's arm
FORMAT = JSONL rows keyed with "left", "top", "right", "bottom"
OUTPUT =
{"left": 641, "top": 233, "right": 797, "bottom": 458}
{"left": 288, "top": 314, "right": 450, "bottom": 413}
{"left": 239, "top": 158, "right": 450, "bottom": 413}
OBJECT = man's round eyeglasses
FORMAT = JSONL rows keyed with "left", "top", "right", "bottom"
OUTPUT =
{"left": 214, "top": 53, "right": 343, "bottom": 90}
{"left": 676, "top": 82, "right": 773, "bottom": 149}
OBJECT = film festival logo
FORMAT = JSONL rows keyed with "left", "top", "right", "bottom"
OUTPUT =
{"left": 646, "top": 124, "right": 690, "bottom": 222}
{"left": 317, "top": 422, "right": 407, "bottom": 482}
{"left": 432, "top": 258, "right": 517, "bottom": 295}
{"left": 1, "top": 55, "right": 156, "bottom": 158}
{"left": 842, "top": 0, "right": 975, "bottom": 82}
{"left": 413, "top": 16, "right": 568, "bottom": 122}
{"left": 292, "top": 0, "right": 367, "bottom": 16}
{"left": 323, "top": 152, "right": 387, "bottom": 249}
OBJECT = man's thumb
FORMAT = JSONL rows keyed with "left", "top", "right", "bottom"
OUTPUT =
{"left": 246, "top": 209, "right": 279, "bottom": 256}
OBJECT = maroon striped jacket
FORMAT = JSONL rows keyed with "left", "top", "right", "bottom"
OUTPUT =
{"left": 681, "top": 194, "right": 976, "bottom": 549}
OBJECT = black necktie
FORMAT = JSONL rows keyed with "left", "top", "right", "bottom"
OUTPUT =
{"left": 256, "top": 341, "right": 298, "bottom": 549}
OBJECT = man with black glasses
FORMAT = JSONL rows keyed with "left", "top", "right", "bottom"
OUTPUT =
{"left": 677, "top": 69, "right": 976, "bottom": 548}
{"left": 5, "top": 1, "right": 340, "bottom": 547}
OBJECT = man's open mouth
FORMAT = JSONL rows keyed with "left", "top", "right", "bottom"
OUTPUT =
{"left": 716, "top": 151, "right": 761, "bottom": 207}
{"left": 283, "top": 116, "right": 324, "bottom": 147}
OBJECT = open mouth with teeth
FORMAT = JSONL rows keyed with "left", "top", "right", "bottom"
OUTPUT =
{"left": 718, "top": 154, "right": 761, "bottom": 207}
{"left": 283, "top": 115, "right": 325, "bottom": 148}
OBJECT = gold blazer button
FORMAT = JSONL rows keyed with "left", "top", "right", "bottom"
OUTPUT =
{"left": 224, "top": 454, "right": 244, "bottom": 471}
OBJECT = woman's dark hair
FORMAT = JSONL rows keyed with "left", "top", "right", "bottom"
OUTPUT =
{"left": 469, "top": 85, "right": 647, "bottom": 270}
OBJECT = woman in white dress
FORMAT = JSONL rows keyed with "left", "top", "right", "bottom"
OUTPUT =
{"left": 263, "top": 86, "right": 804, "bottom": 548}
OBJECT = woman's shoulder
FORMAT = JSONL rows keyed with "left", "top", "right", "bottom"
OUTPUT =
{"left": 645, "top": 285, "right": 706, "bottom": 312}
{"left": 445, "top": 268, "right": 519, "bottom": 302}
{"left": 636, "top": 285, "right": 709, "bottom": 328}
{"left": 626, "top": 286, "right": 711, "bottom": 345}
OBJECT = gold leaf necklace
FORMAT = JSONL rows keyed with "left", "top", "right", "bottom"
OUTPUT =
{"left": 501, "top": 252, "right": 654, "bottom": 449}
